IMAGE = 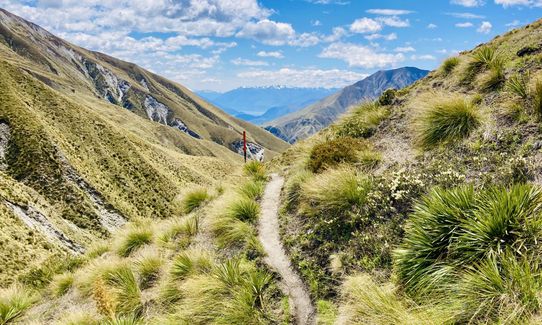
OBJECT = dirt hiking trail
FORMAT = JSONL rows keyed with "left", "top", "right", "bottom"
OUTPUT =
{"left": 258, "top": 174, "right": 316, "bottom": 325}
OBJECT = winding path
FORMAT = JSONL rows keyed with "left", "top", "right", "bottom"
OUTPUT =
{"left": 258, "top": 174, "right": 316, "bottom": 325}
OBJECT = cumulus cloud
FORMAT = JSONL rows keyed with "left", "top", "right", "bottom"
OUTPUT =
{"left": 494, "top": 0, "right": 542, "bottom": 6}
{"left": 350, "top": 17, "right": 382, "bottom": 33}
{"left": 364, "top": 33, "right": 397, "bottom": 41}
{"left": 236, "top": 19, "right": 295, "bottom": 45}
{"left": 319, "top": 42, "right": 404, "bottom": 68}
{"left": 257, "top": 51, "right": 284, "bottom": 58}
{"left": 477, "top": 21, "right": 492, "bottom": 33}
{"left": 237, "top": 68, "right": 367, "bottom": 88}
{"left": 377, "top": 16, "right": 410, "bottom": 28}
{"left": 451, "top": 0, "right": 486, "bottom": 7}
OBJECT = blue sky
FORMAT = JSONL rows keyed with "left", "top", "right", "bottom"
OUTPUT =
{"left": 1, "top": 0, "right": 541, "bottom": 91}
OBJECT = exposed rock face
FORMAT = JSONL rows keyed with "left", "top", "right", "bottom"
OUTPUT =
{"left": 0, "top": 122, "right": 9, "bottom": 170}
{"left": 171, "top": 119, "right": 201, "bottom": 139}
{"left": 144, "top": 95, "right": 170, "bottom": 124}
{"left": 4, "top": 201, "right": 85, "bottom": 254}
{"left": 232, "top": 140, "right": 265, "bottom": 161}
{"left": 57, "top": 151, "right": 126, "bottom": 233}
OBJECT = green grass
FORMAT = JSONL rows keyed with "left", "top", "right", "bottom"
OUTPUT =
{"left": 333, "top": 102, "right": 389, "bottom": 139}
{"left": 135, "top": 251, "right": 163, "bottom": 289}
{"left": 116, "top": 227, "right": 153, "bottom": 257}
{"left": 441, "top": 56, "right": 460, "bottom": 75}
{"left": 284, "top": 169, "right": 312, "bottom": 211}
{"left": 417, "top": 97, "right": 481, "bottom": 148}
{"left": 157, "top": 216, "right": 199, "bottom": 245}
{"left": 50, "top": 273, "right": 75, "bottom": 297}
{"left": 212, "top": 215, "right": 260, "bottom": 250}
{"left": 227, "top": 198, "right": 260, "bottom": 222}
{"left": 103, "top": 315, "right": 142, "bottom": 325}
{"left": 102, "top": 266, "right": 142, "bottom": 316}
{"left": 480, "top": 61, "right": 505, "bottom": 91}
{"left": 170, "top": 249, "right": 213, "bottom": 280}
{"left": 506, "top": 74, "right": 529, "bottom": 99}
{"left": 0, "top": 285, "right": 35, "bottom": 325}
{"left": 394, "top": 184, "right": 542, "bottom": 323}
{"left": 181, "top": 188, "right": 209, "bottom": 214}
{"left": 462, "top": 46, "right": 502, "bottom": 84}
{"left": 58, "top": 312, "right": 101, "bottom": 325}
{"left": 238, "top": 180, "right": 265, "bottom": 200}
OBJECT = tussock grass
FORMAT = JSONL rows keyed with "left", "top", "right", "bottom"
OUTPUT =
{"left": 441, "top": 56, "right": 460, "bottom": 75}
{"left": 134, "top": 250, "right": 163, "bottom": 289}
{"left": 0, "top": 284, "right": 35, "bottom": 324}
{"left": 86, "top": 242, "right": 110, "bottom": 259}
{"left": 50, "top": 273, "right": 75, "bottom": 297}
{"left": 170, "top": 249, "right": 213, "bottom": 280}
{"left": 101, "top": 266, "right": 142, "bottom": 316}
{"left": 417, "top": 97, "right": 481, "bottom": 148}
{"left": 339, "top": 274, "right": 452, "bottom": 325}
{"left": 227, "top": 198, "right": 260, "bottom": 222}
{"left": 462, "top": 46, "right": 503, "bottom": 84}
{"left": 116, "top": 227, "right": 153, "bottom": 257}
{"left": 238, "top": 180, "right": 265, "bottom": 200}
{"left": 394, "top": 184, "right": 542, "bottom": 323}
{"left": 284, "top": 169, "right": 313, "bottom": 211}
{"left": 301, "top": 167, "right": 372, "bottom": 216}
{"left": 212, "top": 215, "right": 260, "bottom": 250}
{"left": 181, "top": 188, "right": 209, "bottom": 214}
{"left": 58, "top": 312, "right": 101, "bottom": 325}
{"left": 102, "top": 315, "right": 142, "bottom": 325}
{"left": 506, "top": 74, "right": 529, "bottom": 99}
{"left": 333, "top": 102, "right": 389, "bottom": 139}
{"left": 157, "top": 216, "right": 199, "bottom": 245}
{"left": 243, "top": 161, "right": 267, "bottom": 181}
{"left": 480, "top": 61, "right": 505, "bottom": 91}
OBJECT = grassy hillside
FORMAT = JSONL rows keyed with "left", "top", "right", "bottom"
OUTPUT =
{"left": 275, "top": 19, "right": 542, "bottom": 324}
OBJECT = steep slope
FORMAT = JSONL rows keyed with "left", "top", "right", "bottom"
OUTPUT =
{"left": 274, "top": 19, "right": 542, "bottom": 324}
{"left": 0, "top": 9, "right": 288, "bottom": 159}
{"left": 198, "top": 86, "right": 338, "bottom": 124}
{"left": 0, "top": 9, "right": 287, "bottom": 285}
{"left": 265, "top": 67, "right": 429, "bottom": 143}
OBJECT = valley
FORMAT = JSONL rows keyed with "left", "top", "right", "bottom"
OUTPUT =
{"left": 1, "top": 3, "right": 542, "bottom": 325}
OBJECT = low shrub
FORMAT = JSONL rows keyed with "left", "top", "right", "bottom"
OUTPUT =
{"left": 116, "top": 227, "right": 153, "bottom": 257}
{"left": 441, "top": 56, "right": 460, "bottom": 75}
{"left": 333, "top": 102, "right": 389, "bottom": 139}
{"left": 0, "top": 285, "right": 35, "bottom": 324}
{"left": 417, "top": 97, "right": 481, "bottom": 148}
{"left": 378, "top": 88, "right": 397, "bottom": 106}
{"left": 307, "top": 137, "right": 366, "bottom": 173}
{"left": 181, "top": 188, "right": 209, "bottom": 214}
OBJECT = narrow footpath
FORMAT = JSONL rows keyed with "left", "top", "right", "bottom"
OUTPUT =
{"left": 258, "top": 174, "right": 316, "bottom": 325}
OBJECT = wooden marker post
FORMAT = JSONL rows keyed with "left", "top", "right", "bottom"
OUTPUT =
{"left": 243, "top": 131, "right": 247, "bottom": 163}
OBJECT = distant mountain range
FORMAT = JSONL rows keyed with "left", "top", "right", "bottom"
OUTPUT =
{"left": 197, "top": 86, "right": 338, "bottom": 125}
{"left": 263, "top": 67, "right": 430, "bottom": 143}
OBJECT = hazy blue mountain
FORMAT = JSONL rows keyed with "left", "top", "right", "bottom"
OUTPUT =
{"left": 197, "top": 86, "right": 338, "bottom": 124}
{"left": 264, "top": 67, "right": 430, "bottom": 143}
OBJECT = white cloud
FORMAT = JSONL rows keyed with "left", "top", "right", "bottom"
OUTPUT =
{"left": 455, "top": 22, "right": 474, "bottom": 27}
{"left": 257, "top": 51, "right": 284, "bottom": 58}
{"left": 311, "top": 20, "right": 322, "bottom": 26}
{"left": 236, "top": 19, "right": 295, "bottom": 45}
{"left": 323, "top": 27, "right": 348, "bottom": 42}
{"left": 289, "top": 32, "right": 321, "bottom": 47}
{"left": 231, "top": 58, "right": 268, "bottom": 66}
{"left": 447, "top": 12, "right": 485, "bottom": 19}
{"left": 427, "top": 23, "right": 438, "bottom": 29}
{"left": 377, "top": 16, "right": 410, "bottom": 28}
{"left": 364, "top": 33, "right": 397, "bottom": 41}
{"left": 451, "top": 0, "right": 486, "bottom": 7}
{"left": 319, "top": 42, "right": 405, "bottom": 68}
{"left": 237, "top": 68, "right": 367, "bottom": 88}
{"left": 350, "top": 17, "right": 382, "bottom": 33}
{"left": 477, "top": 21, "right": 492, "bottom": 33}
{"left": 395, "top": 46, "right": 416, "bottom": 52}
{"left": 366, "top": 9, "right": 414, "bottom": 15}
{"left": 494, "top": 0, "right": 542, "bottom": 6}
{"left": 411, "top": 54, "right": 437, "bottom": 60}
{"left": 506, "top": 20, "right": 521, "bottom": 27}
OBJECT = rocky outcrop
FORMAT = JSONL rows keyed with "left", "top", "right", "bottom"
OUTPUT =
{"left": 4, "top": 200, "right": 84, "bottom": 254}
{"left": 144, "top": 95, "right": 170, "bottom": 124}
{"left": 0, "top": 122, "right": 9, "bottom": 170}
{"left": 232, "top": 140, "right": 265, "bottom": 161}
{"left": 171, "top": 118, "right": 201, "bottom": 139}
